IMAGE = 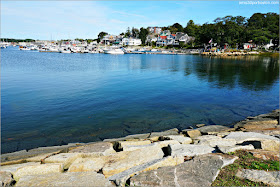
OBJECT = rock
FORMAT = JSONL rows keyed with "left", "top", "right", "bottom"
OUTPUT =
{"left": 26, "top": 152, "right": 58, "bottom": 162}
{"left": 102, "top": 145, "right": 164, "bottom": 177}
{"left": 149, "top": 128, "right": 179, "bottom": 138}
{"left": 108, "top": 156, "right": 184, "bottom": 186}
{"left": 168, "top": 144, "right": 215, "bottom": 157}
{"left": 16, "top": 172, "right": 114, "bottom": 186}
{"left": 103, "top": 133, "right": 150, "bottom": 142}
{"left": 115, "top": 140, "right": 151, "bottom": 151}
{"left": 121, "top": 140, "right": 180, "bottom": 152}
{"left": 148, "top": 136, "right": 160, "bottom": 141}
{"left": 153, "top": 140, "right": 180, "bottom": 148}
{"left": 69, "top": 142, "right": 115, "bottom": 156}
{"left": 124, "top": 133, "right": 151, "bottom": 140}
{"left": 197, "top": 125, "right": 230, "bottom": 135}
{"left": 130, "top": 154, "right": 225, "bottom": 186}
{"left": 195, "top": 135, "right": 237, "bottom": 147}
{"left": 234, "top": 118, "right": 278, "bottom": 130}
{"left": 225, "top": 132, "right": 280, "bottom": 143}
{"left": 68, "top": 157, "right": 105, "bottom": 172}
{"left": 196, "top": 124, "right": 205, "bottom": 128}
{"left": 44, "top": 153, "right": 82, "bottom": 169}
{"left": 236, "top": 169, "right": 280, "bottom": 186}
{"left": 13, "top": 163, "right": 63, "bottom": 181}
{"left": 0, "top": 171, "right": 15, "bottom": 186}
{"left": 1, "top": 159, "right": 27, "bottom": 166}
{"left": 261, "top": 139, "right": 280, "bottom": 152}
{"left": 218, "top": 145, "right": 254, "bottom": 153}
{"left": 241, "top": 119, "right": 278, "bottom": 130}
{"left": 193, "top": 135, "right": 221, "bottom": 144}
{"left": 209, "top": 153, "right": 239, "bottom": 167}
{"left": 183, "top": 129, "right": 202, "bottom": 139}
{"left": 249, "top": 150, "right": 279, "bottom": 161}
{"left": 1, "top": 143, "right": 83, "bottom": 163}
{"left": 224, "top": 132, "right": 280, "bottom": 151}
{"left": 0, "top": 162, "right": 40, "bottom": 174}
{"left": 216, "top": 131, "right": 231, "bottom": 137}
{"left": 163, "top": 135, "right": 192, "bottom": 144}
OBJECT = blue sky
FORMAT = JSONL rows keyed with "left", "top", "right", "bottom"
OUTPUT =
{"left": 1, "top": 1, "right": 279, "bottom": 40}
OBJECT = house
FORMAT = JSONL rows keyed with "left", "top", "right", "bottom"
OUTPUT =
{"left": 146, "top": 35, "right": 157, "bottom": 43}
{"left": 122, "top": 38, "right": 142, "bottom": 46}
{"left": 148, "top": 27, "right": 162, "bottom": 34}
{"left": 156, "top": 36, "right": 167, "bottom": 46}
{"left": 101, "top": 35, "right": 117, "bottom": 45}
{"left": 167, "top": 34, "right": 179, "bottom": 46}
{"left": 243, "top": 43, "right": 253, "bottom": 49}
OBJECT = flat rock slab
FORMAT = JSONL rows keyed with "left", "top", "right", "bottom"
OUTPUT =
{"left": 0, "top": 171, "right": 15, "bottom": 186}
{"left": 218, "top": 145, "right": 254, "bottom": 154}
{"left": 0, "top": 162, "right": 40, "bottom": 174}
{"left": 163, "top": 135, "right": 192, "bottom": 144}
{"left": 225, "top": 132, "right": 280, "bottom": 152}
{"left": 168, "top": 144, "right": 215, "bottom": 157}
{"left": 236, "top": 169, "right": 280, "bottom": 186}
{"left": 197, "top": 125, "right": 230, "bottom": 135}
{"left": 16, "top": 172, "right": 114, "bottom": 187}
{"left": 242, "top": 119, "right": 278, "bottom": 130}
{"left": 44, "top": 153, "right": 82, "bottom": 169}
{"left": 103, "top": 133, "right": 150, "bottom": 142}
{"left": 182, "top": 129, "right": 202, "bottom": 139}
{"left": 194, "top": 135, "right": 237, "bottom": 147}
{"left": 1, "top": 143, "right": 83, "bottom": 163}
{"left": 225, "top": 132, "right": 279, "bottom": 143}
{"left": 116, "top": 140, "right": 151, "bottom": 151}
{"left": 13, "top": 163, "right": 63, "bottom": 181}
{"left": 249, "top": 150, "right": 280, "bottom": 161}
{"left": 68, "top": 157, "right": 105, "bottom": 172}
{"left": 130, "top": 154, "right": 225, "bottom": 186}
{"left": 122, "top": 140, "right": 180, "bottom": 152}
{"left": 108, "top": 156, "right": 184, "bottom": 186}
{"left": 69, "top": 142, "right": 115, "bottom": 156}
{"left": 149, "top": 128, "right": 179, "bottom": 138}
{"left": 235, "top": 118, "right": 278, "bottom": 130}
{"left": 102, "top": 145, "right": 164, "bottom": 177}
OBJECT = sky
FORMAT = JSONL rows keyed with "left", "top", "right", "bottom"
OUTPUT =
{"left": 1, "top": 1, "right": 279, "bottom": 40}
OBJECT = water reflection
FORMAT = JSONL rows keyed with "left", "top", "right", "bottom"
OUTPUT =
{"left": 193, "top": 56, "right": 279, "bottom": 91}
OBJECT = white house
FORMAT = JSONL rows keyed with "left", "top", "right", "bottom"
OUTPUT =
{"left": 122, "top": 38, "right": 142, "bottom": 46}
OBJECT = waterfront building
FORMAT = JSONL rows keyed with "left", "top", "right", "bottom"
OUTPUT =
{"left": 101, "top": 35, "right": 117, "bottom": 45}
{"left": 148, "top": 27, "right": 162, "bottom": 34}
{"left": 121, "top": 38, "right": 142, "bottom": 46}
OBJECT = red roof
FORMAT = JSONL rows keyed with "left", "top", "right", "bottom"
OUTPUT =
{"left": 160, "top": 36, "right": 167, "bottom": 39}
{"left": 171, "top": 34, "right": 176, "bottom": 36}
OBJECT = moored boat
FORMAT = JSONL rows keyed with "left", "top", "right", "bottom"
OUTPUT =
{"left": 103, "top": 48, "right": 124, "bottom": 54}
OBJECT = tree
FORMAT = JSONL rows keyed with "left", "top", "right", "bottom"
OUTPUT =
{"left": 125, "top": 27, "right": 131, "bottom": 38}
{"left": 171, "top": 23, "right": 184, "bottom": 32}
{"left": 139, "top": 27, "right": 149, "bottom": 45}
{"left": 131, "top": 27, "right": 140, "bottom": 38}
{"left": 97, "top": 32, "right": 108, "bottom": 43}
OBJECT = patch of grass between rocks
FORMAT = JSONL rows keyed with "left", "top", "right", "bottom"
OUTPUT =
{"left": 212, "top": 150, "right": 279, "bottom": 186}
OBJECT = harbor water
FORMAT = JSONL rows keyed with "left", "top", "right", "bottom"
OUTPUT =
{"left": 1, "top": 47, "right": 279, "bottom": 153}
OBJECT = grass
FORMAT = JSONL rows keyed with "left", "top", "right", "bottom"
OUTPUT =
{"left": 212, "top": 150, "right": 279, "bottom": 186}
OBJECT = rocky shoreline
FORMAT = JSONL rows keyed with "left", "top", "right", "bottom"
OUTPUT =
{"left": 1, "top": 109, "right": 279, "bottom": 186}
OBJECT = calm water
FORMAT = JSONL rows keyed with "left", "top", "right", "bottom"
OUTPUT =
{"left": 1, "top": 47, "right": 279, "bottom": 153}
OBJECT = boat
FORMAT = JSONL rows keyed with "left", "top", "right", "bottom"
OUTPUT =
{"left": 60, "top": 50, "right": 71, "bottom": 53}
{"left": 19, "top": 46, "right": 31, "bottom": 50}
{"left": 103, "top": 48, "right": 124, "bottom": 54}
{"left": 89, "top": 50, "right": 99, "bottom": 54}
